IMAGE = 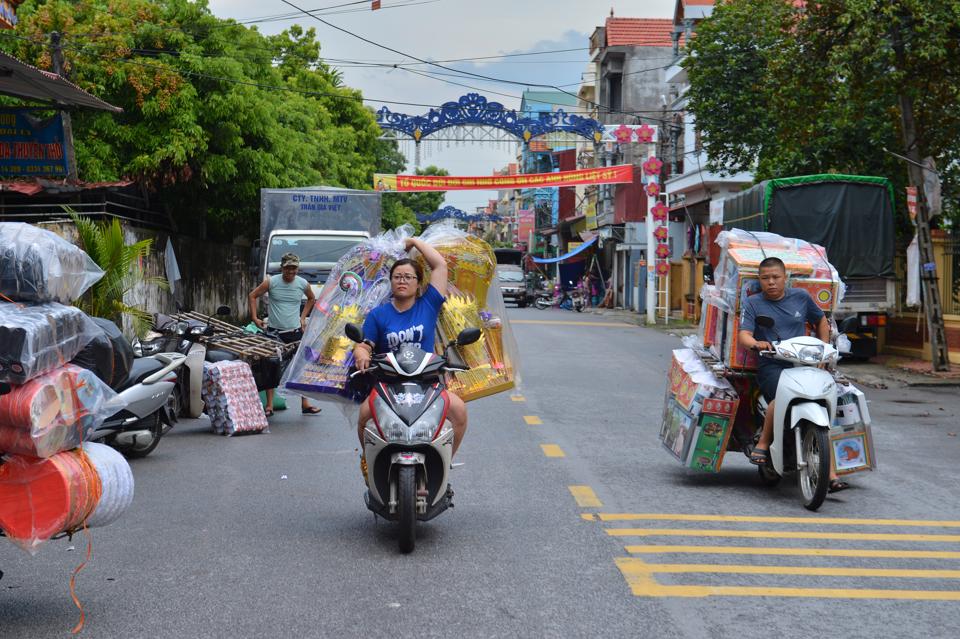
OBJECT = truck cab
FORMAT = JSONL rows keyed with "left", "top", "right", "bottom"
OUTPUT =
{"left": 263, "top": 229, "right": 369, "bottom": 295}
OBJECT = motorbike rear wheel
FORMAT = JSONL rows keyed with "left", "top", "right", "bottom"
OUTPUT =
{"left": 799, "top": 422, "right": 830, "bottom": 511}
{"left": 534, "top": 297, "right": 551, "bottom": 310}
{"left": 397, "top": 466, "right": 417, "bottom": 553}
{"left": 120, "top": 412, "right": 164, "bottom": 459}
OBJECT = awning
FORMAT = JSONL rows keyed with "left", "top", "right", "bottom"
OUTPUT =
{"left": 0, "top": 51, "right": 122, "bottom": 112}
{"left": 532, "top": 236, "right": 597, "bottom": 264}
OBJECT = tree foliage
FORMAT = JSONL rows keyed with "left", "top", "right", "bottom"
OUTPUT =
{"left": 380, "top": 165, "right": 450, "bottom": 231}
{"left": 5, "top": 0, "right": 399, "bottom": 239}
{"left": 684, "top": 0, "right": 960, "bottom": 225}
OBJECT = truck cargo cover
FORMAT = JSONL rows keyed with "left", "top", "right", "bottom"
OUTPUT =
{"left": 723, "top": 175, "right": 895, "bottom": 280}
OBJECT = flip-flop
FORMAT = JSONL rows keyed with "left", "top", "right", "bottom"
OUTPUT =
{"left": 302, "top": 406, "right": 322, "bottom": 415}
{"left": 264, "top": 407, "right": 274, "bottom": 417}
{"left": 748, "top": 447, "right": 769, "bottom": 466}
{"left": 829, "top": 479, "right": 850, "bottom": 493}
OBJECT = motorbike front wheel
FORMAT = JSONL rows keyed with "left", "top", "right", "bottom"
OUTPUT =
{"left": 799, "top": 422, "right": 830, "bottom": 511}
{"left": 534, "top": 297, "right": 551, "bottom": 310}
{"left": 397, "top": 466, "right": 417, "bottom": 553}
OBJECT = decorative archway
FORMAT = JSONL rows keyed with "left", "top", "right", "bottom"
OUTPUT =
{"left": 416, "top": 205, "right": 501, "bottom": 224}
{"left": 376, "top": 93, "right": 604, "bottom": 164}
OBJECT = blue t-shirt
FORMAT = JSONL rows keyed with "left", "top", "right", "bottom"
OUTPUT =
{"left": 362, "top": 284, "right": 446, "bottom": 354}
{"left": 740, "top": 287, "right": 824, "bottom": 344}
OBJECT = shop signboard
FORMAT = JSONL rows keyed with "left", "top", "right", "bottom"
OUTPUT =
{"left": 0, "top": 0, "right": 20, "bottom": 30}
{"left": 516, "top": 208, "right": 534, "bottom": 244}
{"left": 0, "top": 109, "right": 69, "bottom": 178}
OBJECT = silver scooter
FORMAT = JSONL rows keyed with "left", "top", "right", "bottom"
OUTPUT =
{"left": 90, "top": 350, "right": 186, "bottom": 458}
{"left": 754, "top": 315, "right": 839, "bottom": 511}
{"left": 344, "top": 322, "right": 480, "bottom": 553}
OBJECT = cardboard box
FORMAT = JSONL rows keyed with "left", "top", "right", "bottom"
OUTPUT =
{"left": 830, "top": 384, "right": 877, "bottom": 475}
{"left": 685, "top": 397, "right": 739, "bottom": 472}
{"left": 660, "top": 397, "right": 697, "bottom": 462}
{"left": 790, "top": 278, "right": 840, "bottom": 312}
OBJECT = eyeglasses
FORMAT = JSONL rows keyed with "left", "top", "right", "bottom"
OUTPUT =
{"left": 391, "top": 274, "right": 418, "bottom": 282}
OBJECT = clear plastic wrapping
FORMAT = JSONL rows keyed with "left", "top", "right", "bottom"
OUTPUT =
{"left": 0, "top": 302, "right": 102, "bottom": 385}
{"left": 0, "top": 222, "right": 104, "bottom": 303}
{"left": 281, "top": 227, "right": 411, "bottom": 404}
{"left": 203, "top": 360, "right": 269, "bottom": 435}
{"left": 0, "top": 449, "right": 102, "bottom": 554}
{"left": 81, "top": 442, "right": 135, "bottom": 528}
{"left": 0, "top": 363, "right": 126, "bottom": 458}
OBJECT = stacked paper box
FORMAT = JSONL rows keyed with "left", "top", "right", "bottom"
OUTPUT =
{"left": 202, "top": 361, "right": 269, "bottom": 436}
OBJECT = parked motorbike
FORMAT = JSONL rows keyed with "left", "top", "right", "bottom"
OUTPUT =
{"left": 344, "top": 322, "right": 481, "bottom": 553}
{"left": 534, "top": 281, "right": 583, "bottom": 311}
{"left": 89, "top": 349, "right": 186, "bottom": 459}
{"left": 753, "top": 315, "right": 839, "bottom": 511}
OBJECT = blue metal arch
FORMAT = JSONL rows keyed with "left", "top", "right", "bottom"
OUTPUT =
{"left": 377, "top": 93, "right": 603, "bottom": 145}
{"left": 416, "top": 205, "right": 502, "bottom": 223}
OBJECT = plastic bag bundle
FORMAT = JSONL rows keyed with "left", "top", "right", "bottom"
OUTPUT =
{"left": 283, "top": 228, "right": 410, "bottom": 402}
{"left": 0, "top": 448, "right": 103, "bottom": 554}
{"left": 0, "top": 222, "right": 103, "bottom": 303}
{"left": 0, "top": 364, "right": 124, "bottom": 458}
{"left": 70, "top": 317, "right": 134, "bottom": 389}
{"left": 0, "top": 302, "right": 101, "bottom": 384}
{"left": 202, "top": 360, "right": 269, "bottom": 435}
{"left": 81, "top": 442, "right": 135, "bottom": 528}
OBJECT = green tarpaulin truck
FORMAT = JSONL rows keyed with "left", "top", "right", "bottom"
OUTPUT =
{"left": 722, "top": 174, "right": 897, "bottom": 358}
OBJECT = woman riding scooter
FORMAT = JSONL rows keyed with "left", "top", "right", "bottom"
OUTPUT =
{"left": 352, "top": 237, "right": 469, "bottom": 478}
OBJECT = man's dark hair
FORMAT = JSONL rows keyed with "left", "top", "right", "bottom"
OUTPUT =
{"left": 758, "top": 256, "right": 786, "bottom": 272}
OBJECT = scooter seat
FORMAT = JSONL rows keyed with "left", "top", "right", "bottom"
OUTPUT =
{"left": 117, "top": 357, "right": 166, "bottom": 390}
{"left": 205, "top": 349, "right": 238, "bottom": 363}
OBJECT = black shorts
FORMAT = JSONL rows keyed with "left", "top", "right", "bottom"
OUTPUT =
{"left": 757, "top": 361, "right": 791, "bottom": 403}
{"left": 268, "top": 327, "right": 303, "bottom": 344}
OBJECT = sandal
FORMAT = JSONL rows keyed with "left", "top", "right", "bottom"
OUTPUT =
{"left": 829, "top": 479, "right": 850, "bottom": 493}
{"left": 302, "top": 406, "right": 322, "bottom": 415}
{"left": 264, "top": 407, "right": 274, "bottom": 417}
{"left": 749, "top": 447, "right": 769, "bottom": 466}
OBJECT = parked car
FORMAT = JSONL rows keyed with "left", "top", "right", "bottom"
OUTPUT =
{"left": 497, "top": 265, "right": 533, "bottom": 307}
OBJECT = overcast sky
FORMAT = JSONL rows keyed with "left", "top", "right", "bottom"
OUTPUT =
{"left": 208, "top": 0, "right": 676, "bottom": 211}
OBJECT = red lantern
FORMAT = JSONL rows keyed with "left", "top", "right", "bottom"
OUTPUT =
{"left": 655, "top": 244, "right": 670, "bottom": 259}
{"left": 642, "top": 157, "right": 663, "bottom": 176}
{"left": 656, "top": 261, "right": 670, "bottom": 276}
{"left": 654, "top": 226, "right": 669, "bottom": 241}
{"left": 636, "top": 124, "right": 655, "bottom": 144}
{"left": 645, "top": 181, "right": 660, "bottom": 198}
{"left": 651, "top": 202, "right": 669, "bottom": 222}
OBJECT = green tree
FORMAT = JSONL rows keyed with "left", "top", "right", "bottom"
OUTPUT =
{"left": 684, "top": 0, "right": 960, "bottom": 226}
{"left": 5, "top": 1, "right": 389, "bottom": 239}
{"left": 380, "top": 164, "right": 450, "bottom": 231}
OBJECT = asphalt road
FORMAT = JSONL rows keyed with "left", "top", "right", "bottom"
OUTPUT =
{"left": 2, "top": 307, "right": 959, "bottom": 638}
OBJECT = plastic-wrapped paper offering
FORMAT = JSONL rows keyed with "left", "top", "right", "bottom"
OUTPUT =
{"left": 0, "top": 222, "right": 104, "bottom": 304}
{"left": 202, "top": 360, "right": 269, "bottom": 436}
{"left": 81, "top": 442, "right": 135, "bottom": 529}
{"left": 0, "top": 302, "right": 101, "bottom": 385}
{"left": 0, "top": 363, "right": 125, "bottom": 458}
{"left": 282, "top": 227, "right": 410, "bottom": 402}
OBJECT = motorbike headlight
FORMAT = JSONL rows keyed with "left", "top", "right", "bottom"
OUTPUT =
{"left": 372, "top": 395, "right": 406, "bottom": 441}
{"left": 798, "top": 345, "right": 824, "bottom": 363}
{"left": 409, "top": 399, "right": 447, "bottom": 443}
{"left": 132, "top": 339, "right": 143, "bottom": 357}
{"left": 777, "top": 346, "right": 797, "bottom": 359}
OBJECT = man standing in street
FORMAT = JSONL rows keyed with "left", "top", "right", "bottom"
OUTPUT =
{"left": 248, "top": 252, "right": 322, "bottom": 417}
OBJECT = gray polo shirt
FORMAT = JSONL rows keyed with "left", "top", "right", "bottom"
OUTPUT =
{"left": 740, "top": 288, "right": 824, "bottom": 344}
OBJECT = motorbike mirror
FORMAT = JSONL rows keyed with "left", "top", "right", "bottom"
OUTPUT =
{"left": 344, "top": 323, "right": 364, "bottom": 343}
{"left": 203, "top": 325, "right": 215, "bottom": 336}
{"left": 0, "top": 382, "right": 10, "bottom": 396}
{"left": 456, "top": 327, "right": 482, "bottom": 347}
{"left": 756, "top": 315, "right": 775, "bottom": 329}
{"left": 216, "top": 305, "right": 231, "bottom": 316}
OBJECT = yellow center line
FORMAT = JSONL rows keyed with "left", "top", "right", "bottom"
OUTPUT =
{"left": 523, "top": 415, "right": 543, "bottom": 425}
{"left": 628, "top": 560, "right": 960, "bottom": 579}
{"left": 596, "top": 513, "right": 960, "bottom": 528}
{"left": 541, "top": 444, "right": 566, "bottom": 458}
{"left": 605, "top": 528, "right": 960, "bottom": 543}
{"left": 569, "top": 485, "right": 603, "bottom": 508}
{"left": 615, "top": 558, "right": 960, "bottom": 600}
{"left": 624, "top": 545, "right": 960, "bottom": 560}
{"left": 510, "top": 395, "right": 526, "bottom": 402}
{"left": 512, "top": 319, "right": 632, "bottom": 327}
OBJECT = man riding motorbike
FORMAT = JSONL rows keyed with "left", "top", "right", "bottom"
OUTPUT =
{"left": 738, "top": 256, "right": 849, "bottom": 493}
{"left": 352, "top": 238, "right": 469, "bottom": 479}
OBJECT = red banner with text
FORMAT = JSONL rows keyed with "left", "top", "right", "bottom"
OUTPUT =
{"left": 374, "top": 165, "right": 634, "bottom": 192}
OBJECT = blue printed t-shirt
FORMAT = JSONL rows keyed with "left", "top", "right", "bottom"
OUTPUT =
{"left": 362, "top": 284, "right": 446, "bottom": 354}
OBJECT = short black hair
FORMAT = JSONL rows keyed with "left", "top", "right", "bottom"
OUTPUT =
{"left": 390, "top": 258, "right": 423, "bottom": 281}
{"left": 758, "top": 256, "right": 786, "bottom": 272}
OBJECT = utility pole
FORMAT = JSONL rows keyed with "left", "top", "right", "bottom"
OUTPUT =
{"left": 50, "top": 32, "right": 79, "bottom": 181}
{"left": 891, "top": 22, "right": 950, "bottom": 372}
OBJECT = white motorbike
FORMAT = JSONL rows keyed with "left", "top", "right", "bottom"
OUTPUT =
{"left": 754, "top": 315, "right": 839, "bottom": 511}
{"left": 345, "top": 322, "right": 480, "bottom": 553}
